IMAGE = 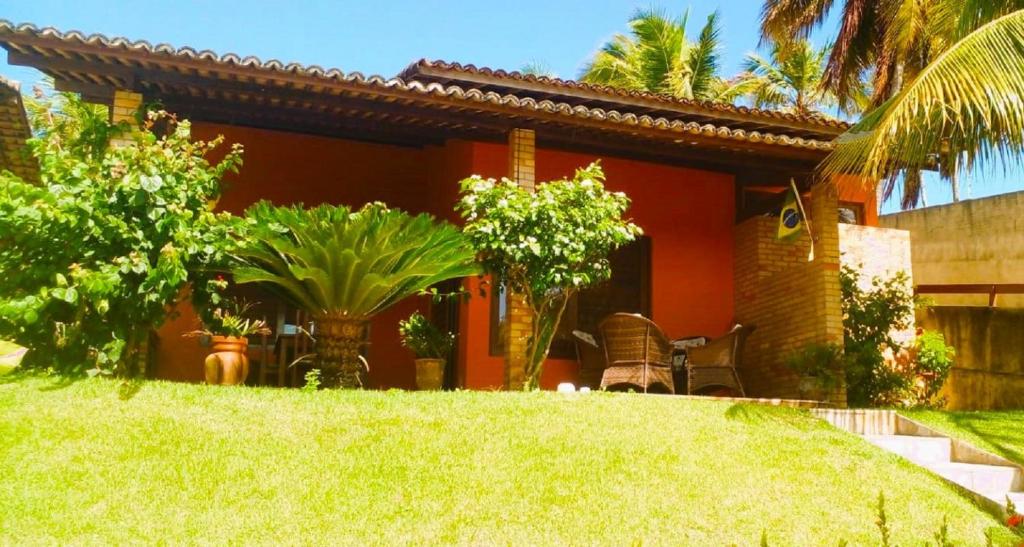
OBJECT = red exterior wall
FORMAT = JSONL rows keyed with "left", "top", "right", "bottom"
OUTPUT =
{"left": 154, "top": 124, "right": 474, "bottom": 388}
{"left": 458, "top": 142, "right": 736, "bottom": 389}
{"left": 154, "top": 124, "right": 737, "bottom": 391}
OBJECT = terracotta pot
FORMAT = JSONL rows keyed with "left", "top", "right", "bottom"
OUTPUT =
{"left": 414, "top": 358, "right": 445, "bottom": 390}
{"left": 204, "top": 336, "right": 250, "bottom": 386}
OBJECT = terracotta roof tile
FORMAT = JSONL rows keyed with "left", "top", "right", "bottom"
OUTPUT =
{"left": 0, "top": 21, "right": 838, "bottom": 153}
{"left": 401, "top": 59, "right": 851, "bottom": 132}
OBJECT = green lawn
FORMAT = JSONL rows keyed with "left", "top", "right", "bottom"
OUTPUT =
{"left": 904, "top": 409, "right": 1024, "bottom": 466}
{"left": 0, "top": 377, "right": 1015, "bottom": 544}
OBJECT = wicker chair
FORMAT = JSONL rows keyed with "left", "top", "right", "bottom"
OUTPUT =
{"left": 685, "top": 325, "right": 755, "bottom": 396}
{"left": 572, "top": 330, "right": 606, "bottom": 389}
{"left": 597, "top": 313, "right": 675, "bottom": 393}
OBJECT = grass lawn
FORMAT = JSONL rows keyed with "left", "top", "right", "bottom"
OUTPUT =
{"left": 0, "top": 377, "right": 1015, "bottom": 544}
{"left": 904, "top": 409, "right": 1024, "bottom": 466}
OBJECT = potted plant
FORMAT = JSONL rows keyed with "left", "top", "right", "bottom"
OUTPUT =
{"left": 187, "top": 299, "right": 270, "bottom": 386}
{"left": 785, "top": 342, "right": 845, "bottom": 401}
{"left": 399, "top": 312, "right": 455, "bottom": 390}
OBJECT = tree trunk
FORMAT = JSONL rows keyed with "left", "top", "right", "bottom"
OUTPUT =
{"left": 522, "top": 294, "right": 571, "bottom": 390}
{"left": 314, "top": 314, "right": 368, "bottom": 389}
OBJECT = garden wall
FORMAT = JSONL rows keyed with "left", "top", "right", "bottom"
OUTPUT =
{"left": 880, "top": 191, "right": 1024, "bottom": 307}
{"left": 918, "top": 307, "right": 1024, "bottom": 409}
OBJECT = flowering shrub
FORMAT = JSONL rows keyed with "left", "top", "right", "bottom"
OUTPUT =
{"left": 0, "top": 91, "right": 242, "bottom": 376}
{"left": 456, "top": 161, "right": 641, "bottom": 389}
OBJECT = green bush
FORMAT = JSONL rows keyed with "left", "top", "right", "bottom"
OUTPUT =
{"left": 913, "top": 330, "right": 955, "bottom": 404}
{"left": 398, "top": 312, "right": 454, "bottom": 359}
{"left": 784, "top": 342, "right": 844, "bottom": 396}
{"left": 456, "top": 161, "right": 641, "bottom": 389}
{"left": 0, "top": 91, "right": 242, "bottom": 376}
{"left": 840, "top": 265, "right": 956, "bottom": 407}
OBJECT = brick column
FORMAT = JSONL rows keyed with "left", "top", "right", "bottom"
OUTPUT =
{"left": 733, "top": 181, "right": 847, "bottom": 407}
{"left": 810, "top": 182, "right": 847, "bottom": 406}
{"left": 504, "top": 128, "right": 536, "bottom": 389}
{"left": 110, "top": 90, "right": 143, "bottom": 147}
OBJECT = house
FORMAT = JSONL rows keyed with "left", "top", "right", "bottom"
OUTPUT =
{"left": 0, "top": 21, "right": 908, "bottom": 404}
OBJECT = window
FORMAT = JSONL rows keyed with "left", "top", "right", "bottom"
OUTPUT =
{"left": 838, "top": 201, "right": 865, "bottom": 225}
{"left": 489, "top": 236, "right": 652, "bottom": 358}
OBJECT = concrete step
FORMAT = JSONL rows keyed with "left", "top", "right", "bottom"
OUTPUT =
{"left": 864, "top": 434, "right": 952, "bottom": 465}
{"left": 927, "top": 462, "right": 1022, "bottom": 502}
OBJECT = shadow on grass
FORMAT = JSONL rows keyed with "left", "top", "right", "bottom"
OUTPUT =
{"left": 118, "top": 379, "right": 144, "bottom": 400}
{"left": 946, "top": 412, "right": 1024, "bottom": 465}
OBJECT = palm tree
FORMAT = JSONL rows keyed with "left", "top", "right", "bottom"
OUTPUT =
{"left": 760, "top": 0, "right": 961, "bottom": 207}
{"left": 580, "top": 9, "right": 728, "bottom": 101}
{"left": 730, "top": 40, "right": 843, "bottom": 115}
{"left": 818, "top": 8, "right": 1024, "bottom": 202}
{"left": 232, "top": 202, "right": 480, "bottom": 388}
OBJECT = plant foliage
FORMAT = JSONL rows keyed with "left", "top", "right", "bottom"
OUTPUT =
{"left": 398, "top": 311, "right": 455, "bottom": 359}
{"left": 456, "top": 162, "right": 641, "bottom": 389}
{"left": 579, "top": 9, "right": 735, "bottom": 101}
{"left": 231, "top": 201, "right": 479, "bottom": 387}
{"left": 0, "top": 91, "right": 242, "bottom": 376}
{"left": 233, "top": 202, "right": 480, "bottom": 317}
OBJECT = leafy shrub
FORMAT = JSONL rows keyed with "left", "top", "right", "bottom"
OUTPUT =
{"left": 912, "top": 330, "right": 956, "bottom": 403}
{"left": 0, "top": 91, "right": 242, "bottom": 376}
{"left": 456, "top": 161, "right": 641, "bottom": 389}
{"left": 840, "top": 265, "right": 917, "bottom": 406}
{"left": 785, "top": 342, "right": 844, "bottom": 396}
{"left": 840, "top": 265, "right": 956, "bottom": 407}
{"left": 398, "top": 312, "right": 454, "bottom": 359}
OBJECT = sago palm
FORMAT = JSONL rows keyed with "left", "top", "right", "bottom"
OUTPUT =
{"left": 580, "top": 9, "right": 728, "bottom": 101}
{"left": 818, "top": 9, "right": 1024, "bottom": 199}
{"left": 232, "top": 201, "right": 480, "bottom": 388}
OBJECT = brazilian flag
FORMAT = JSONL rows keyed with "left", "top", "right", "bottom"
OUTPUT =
{"left": 777, "top": 187, "right": 805, "bottom": 241}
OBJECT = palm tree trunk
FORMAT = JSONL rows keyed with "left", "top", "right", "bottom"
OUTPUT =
{"left": 314, "top": 314, "right": 368, "bottom": 388}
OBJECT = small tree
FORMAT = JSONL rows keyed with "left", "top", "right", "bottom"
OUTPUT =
{"left": 0, "top": 91, "right": 242, "bottom": 376}
{"left": 457, "top": 162, "right": 642, "bottom": 389}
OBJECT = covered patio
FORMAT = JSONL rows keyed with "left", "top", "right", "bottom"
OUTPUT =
{"left": 0, "top": 22, "right": 876, "bottom": 404}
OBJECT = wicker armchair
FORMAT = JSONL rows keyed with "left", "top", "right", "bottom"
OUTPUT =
{"left": 597, "top": 313, "right": 675, "bottom": 393}
{"left": 685, "top": 325, "right": 755, "bottom": 396}
{"left": 572, "top": 330, "right": 606, "bottom": 389}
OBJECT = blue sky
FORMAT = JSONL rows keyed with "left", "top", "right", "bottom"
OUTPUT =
{"left": 2, "top": 0, "right": 1021, "bottom": 212}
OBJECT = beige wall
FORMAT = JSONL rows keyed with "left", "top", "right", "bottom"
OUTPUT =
{"left": 880, "top": 191, "right": 1024, "bottom": 307}
{"left": 919, "top": 307, "right": 1024, "bottom": 410}
{"left": 838, "top": 223, "right": 915, "bottom": 345}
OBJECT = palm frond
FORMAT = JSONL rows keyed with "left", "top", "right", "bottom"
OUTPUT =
{"left": 761, "top": 0, "right": 838, "bottom": 43}
{"left": 686, "top": 11, "right": 723, "bottom": 100}
{"left": 820, "top": 10, "right": 1024, "bottom": 189}
{"left": 233, "top": 202, "right": 480, "bottom": 319}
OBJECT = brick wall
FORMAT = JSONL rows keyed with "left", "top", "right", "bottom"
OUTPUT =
{"left": 733, "top": 184, "right": 845, "bottom": 405}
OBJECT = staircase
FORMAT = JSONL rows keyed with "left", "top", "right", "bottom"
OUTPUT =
{"left": 813, "top": 409, "right": 1024, "bottom": 514}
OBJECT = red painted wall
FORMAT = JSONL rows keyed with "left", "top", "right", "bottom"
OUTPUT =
{"left": 154, "top": 124, "right": 737, "bottom": 391}
{"left": 837, "top": 175, "right": 880, "bottom": 226}
{"left": 154, "top": 124, "right": 474, "bottom": 388}
{"left": 458, "top": 142, "right": 736, "bottom": 389}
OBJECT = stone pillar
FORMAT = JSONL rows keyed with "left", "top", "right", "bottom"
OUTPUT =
{"left": 504, "top": 128, "right": 536, "bottom": 389}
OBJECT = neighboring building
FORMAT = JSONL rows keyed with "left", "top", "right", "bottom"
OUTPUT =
{"left": 882, "top": 195, "right": 1024, "bottom": 409}
{"left": 0, "top": 21, "right": 899, "bottom": 404}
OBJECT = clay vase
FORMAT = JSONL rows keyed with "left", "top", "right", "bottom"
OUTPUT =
{"left": 414, "top": 358, "right": 445, "bottom": 390}
{"left": 204, "top": 336, "right": 250, "bottom": 386}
